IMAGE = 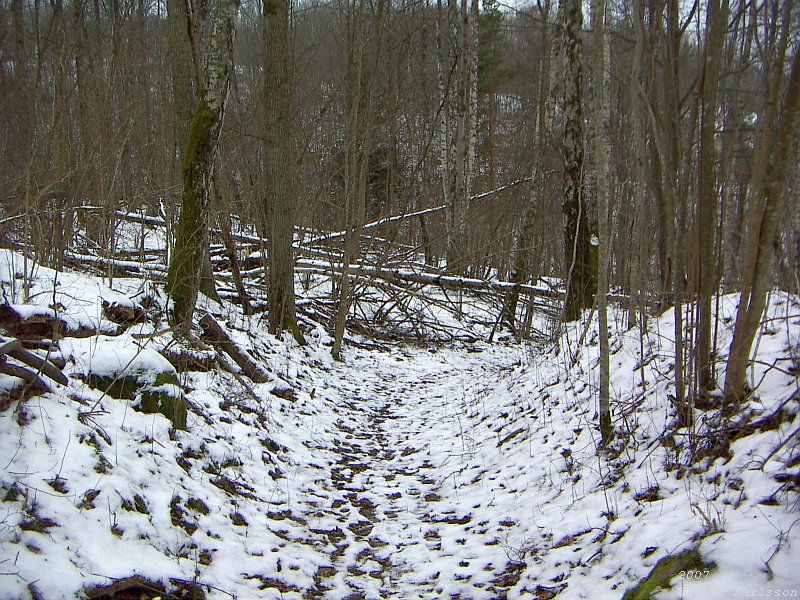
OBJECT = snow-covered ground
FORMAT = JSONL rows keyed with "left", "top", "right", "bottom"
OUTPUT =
{"left": 1, "top": 249, "right": 798, "bottom": 599}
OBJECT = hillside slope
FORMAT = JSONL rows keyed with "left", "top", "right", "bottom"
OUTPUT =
{"left": 1, "top": 250, "right": 798, "bottom": 599}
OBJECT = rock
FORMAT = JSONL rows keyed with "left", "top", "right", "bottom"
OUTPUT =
{"left": 621, "top": 547, "right": 715, "bottom": 600}
{"left": 82, "top": 342, "right": 188, "bottom": 430}
{"left": 138, "top": 380, "right": 187, "bottom": 430}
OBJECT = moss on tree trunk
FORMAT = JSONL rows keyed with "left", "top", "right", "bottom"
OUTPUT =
{"left": 167, "top": 98, "right": 218, "bottom": 329}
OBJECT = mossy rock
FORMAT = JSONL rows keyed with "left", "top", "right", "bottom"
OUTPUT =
{"left": 622, "top": 548, "right": 715, "bottom": 600}
{"left": 138, "top": 383, "right": 187, "bottom": 430}
{"left": 86, "top": 356, "right": 187, "bottom": 430}
{"left": 87, "top": 373, "right": 140, "bottom": 400}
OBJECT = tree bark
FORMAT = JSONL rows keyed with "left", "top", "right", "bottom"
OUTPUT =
{"left": 504, "top": 1, "right": 552, "bottom": 334}
{"left": 167, "top": 0, "right": 239, "bottom": 329}
{"left": 166, "top": 0, "right": 197, "bottom": 161}
{"left": 264, "top": 0, "right": 303, "bottom": 343}
{"left": 199, "top": 314, "right": 271, "bottom": 383}
{"left": 694, "top": 0, "right": 727, "bottom": 393}
{"left": 332, "top": 0, "right": 387, "bottom": 360}
{"left": 561, "top": 0, "right": 594, "bottom": 322}
{"left": 438, "top": 0, "right": 478, "bottom": 274}
{"left": 591, "top": 0, "right": 611, "bottom": 447}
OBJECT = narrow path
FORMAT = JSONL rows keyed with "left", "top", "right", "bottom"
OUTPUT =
{"left": 291, "top": 343, "right": 523, "bottom": 599}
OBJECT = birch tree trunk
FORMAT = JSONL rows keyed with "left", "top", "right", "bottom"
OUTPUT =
{"left": 438, "top": 0, "right": 478, "bottom": 274}
{"left": 166, "top": 0, "right": 196, "bottom": 163}
{"left": 591, "top": 0, "right": 611, "bottom": 446}
{"left": 167, "top": 0, "right": 239, "bottom": 329}
{"left": 167, "top": 0, "right": 220, "bottom": 306}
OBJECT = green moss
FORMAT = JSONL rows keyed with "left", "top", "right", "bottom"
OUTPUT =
{"left": 622, "top": 548, "right": 715, "bottom": 600}
{"left": 87, "top": 374, "right": 140, "bottom": 400}
{"left": 154, "top": 371, "right": 180, "bottom": 387}
{"left": 167, "top": 97, "right": 219, "bottom": 328}
{"left": 286, "top": 315, "right": 307, "bottom": 346}
{"left": 138, "top": 387, "right": 187, "bottom": 430}
{"left": 88, "top": 371, "right": 178, "bottom": 400}
{"left": 86, "top": 363, "right": 187, "bottom": 430}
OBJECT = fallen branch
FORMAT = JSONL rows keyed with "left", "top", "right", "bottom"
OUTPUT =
{"left": 63, "top": 250, "right": 167, "bottom": 277}
{"left": 198, "top": 314, "right": 271, "bottom": 384}
{"left": 298, "top": 260, "right": 567, "bottom": 300}
{"left": 0, "top": 360, "right": 51, "bottom": 393}
{"left": 0, "top": 337, "right": 68, "bottom": 385}
{"left": 297, "top": 178, "right": 531, "bottom": 249}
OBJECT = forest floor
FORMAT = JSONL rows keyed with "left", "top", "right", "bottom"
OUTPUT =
{"left": 1, "top": 248, "right": 799, "bottom": 599}
{"left": 283, "top": 341, "right": 528, "bottom": 598}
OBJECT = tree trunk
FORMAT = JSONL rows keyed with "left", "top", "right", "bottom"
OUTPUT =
{"left": 167, "top": 0, "right": 239, "bottom": 329}
{"left": 591, "top": 0, "right": 611, "bottom": 447}
{"left": 166, "top": 0, "right": 196, "bottom": 162}
{"left": 264, "top": 0, "right": 303, "bottom": 343}
{"left": 504, "top": 1, "right": 552, "bottom": 334}
{"left": 561, "top": 0, "right": 593, "bottom": 322}
{"left": 438, "top": 0, "right": 478, "bottom": 274}
{"left": 694, "top": 0, "right": 727, "bottom": 393}
{"left": 332, "top": 0, "right": 387, "bottom": 360}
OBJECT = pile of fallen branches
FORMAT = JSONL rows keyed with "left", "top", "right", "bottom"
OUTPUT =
{"left": 46, "top": 182, "right": 602, "bottom": 342}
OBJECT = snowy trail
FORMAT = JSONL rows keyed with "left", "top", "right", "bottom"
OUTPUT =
{"left": 292, "top": 343, "right": 525, "bottom": 599}
{"left": 3, "top": 251, "right": 799, "bottom": 600}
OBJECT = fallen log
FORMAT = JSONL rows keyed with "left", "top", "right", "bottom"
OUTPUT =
{"left": 296, "top": 261, "right": 631, "bottom": 304}
{"left": 296, "top": 177, "right": 531, "bottom": 249}
{"left": 0, "top": 360, "right": 51, "bottom": 394}
{"left": 63, "top": 250, "right": 167, "bottom": 277}
{"left": 0, "top": 303, "right": 119, "bottom": 340}
{"left": 0, "top": 337, "right": 68, "bottom": 385}
{"left": 114, "top": 178, "right": 530, "bottom": 256}
{"left": 296, "top": 261, "right": 564, "bottom": 300}
{"left": 101, "top": 300, "right": 148, "bottom": 326}
{"left": 198, "top": 314, "right": 271, "bottom": 384}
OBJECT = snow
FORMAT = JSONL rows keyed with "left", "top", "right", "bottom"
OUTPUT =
{"left": 64, "top": 335, "right": 175, "bottom": 383}
{"left": 1, "top": 252, "right": 799, "bottom": 599}
{"left": 0, "top": 249, "right": 143, "bottom": 336}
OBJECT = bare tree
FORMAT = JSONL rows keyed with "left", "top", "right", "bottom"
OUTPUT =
{"left": 503, "top": 0, "right": 553, "bottom": 335}
{"left": 560, "top": 0, "right": 593, "bottom": 322}
{"left": 437, "top": 0, "right": 479, "bottom": 273}
{"left": 591, "top": 0, "right": 611, "bottom": 446}
{"left": 263, "top": 0, "right": 303, "bottom": 342}
{"left": 331, "top": 0, "right": 387, "bottom": 360}
{"left": 167, "top": 0, "right": 240, "bottom": 329}
{"left": 694, "top": 0, "right": 728, "bottom": 394}
{"left": 724, "top": 2, "right": 800, "bottom": 403}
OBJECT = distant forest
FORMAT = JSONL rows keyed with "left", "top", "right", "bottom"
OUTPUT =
{"left": 1, "top": 0, "right": 798, "bottom": 411}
